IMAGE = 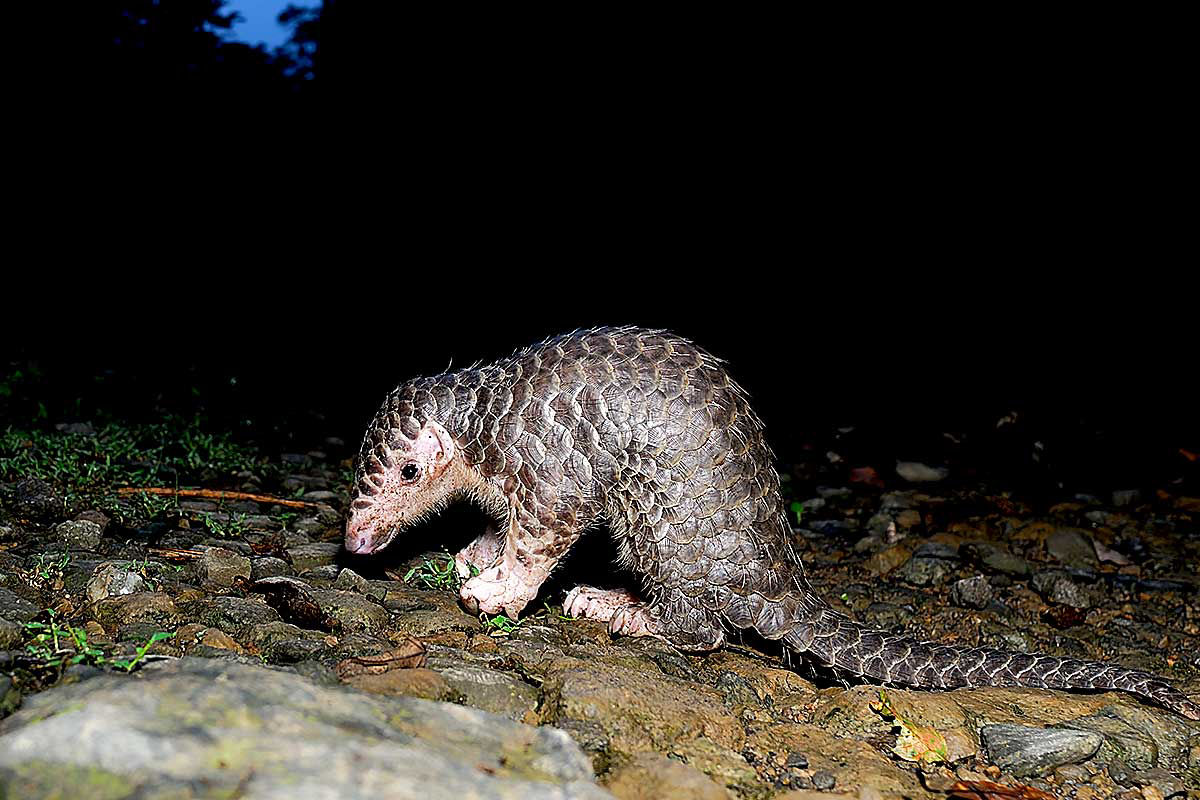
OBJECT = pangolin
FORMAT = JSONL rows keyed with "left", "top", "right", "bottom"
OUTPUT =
{"left": 344, "top": 326, "right": 1199, "bottom": 720}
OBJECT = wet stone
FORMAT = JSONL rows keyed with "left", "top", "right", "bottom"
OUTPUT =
{"left": 0, "top": 588, "right": 40, "bottom": 624}
{"left": 1047, "top": 528, "right": 1099, "bottom": 568}
{"left": 309, "top": 587, "right": 389, "bottom": 634}
{"left": 896, "top": 555, "right": 954, "bottom": 586}
{"left": 0, "top": 658, "right": 609, "bottom": 799}
{"left": 962, "top": 541, "right": 1031, "bottom": 576}
{"left": 427, "top": 654, "right": 540, "bottom": 721}
{"left": 332, "top": 568, "right": 370, "bottom": 593}
{"left": 54, "top": 519, "right": 103, "bottom": 550}
{"left": 342, "top": 667, "right": 457, "bottom": 701}
{"left": 200, "top": 596, "right": 282, "bottom": 634}
{"left": 1033, "top": 571, "right": 1093, "bottom": 608}
{"left": 85, "top": 562, "right": 147, "bottom": 603}
{"left": 196, "top": 547, "right": 251, "bottom": 589}
{"left": 1059, "top": 705, "right": 1192, "bottom": 773}
{"left": 240, "top": 621, "right": 331, "bottom": 663}
{"left": 287, "top": 542, "right": 342, "bottom": 572}
{"left": 810, "top": 769, "right": 836, "bottom": 790}
{"left": 604, "top": 752, "right": 732, "bottom": 800}
{"left": 981, "top": 723, "right": 1103, "bottom": 777}
{"left": 92, "top": 592, "right": 182, "bottom": 630}
{"left": 250, "top": 556, "right": 293, "bottom": 580}
{"left": 4, "top": 478, "right": 63, "bottom": 520}
{"left": 950, "top": 575, "right": 993, "bottom": 609}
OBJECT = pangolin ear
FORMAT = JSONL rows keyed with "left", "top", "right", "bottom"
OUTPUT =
{"left": 411, "top": 420, "right": 455, "bottom": 466}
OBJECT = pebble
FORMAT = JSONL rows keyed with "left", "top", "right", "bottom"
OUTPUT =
{"left": 981, "top": 723, "right": 1103, "bottom": 777}
{"left": 197, "top": 548, "right": 251, "bottom": 589}
{"left": 86, "top": 562, "right": 147, "bottom": 603}
{"left": 55, "top": 520, "right": 104, "bottom": 551}
{"left": 961, "top": 542, "right": 1031, "bottom": 576}
{"left": 810, "top": 769, "right": 836, "bottom": 790}
{"left": 896, "top": 556, "right": 953, "bottom": 586}
{"left": 950, "top": 575, "right": 993, "bottom": 609}
{"left": 1046, "top": 527, "right": 1099, "bottom": 568}
{"left": 895, "top": 461, "right": 948, "bottom": 482}
{"left": 1032, "top": 571, "right": 1092, "bottom": 608}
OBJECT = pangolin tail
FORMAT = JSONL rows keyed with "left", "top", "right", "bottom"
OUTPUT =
{"left": 780, "top": 607, "right": 1200, "bottom": 720}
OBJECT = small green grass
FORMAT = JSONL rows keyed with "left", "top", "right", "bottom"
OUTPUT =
{"left": 480, "top": 613, "right": 521, "bottom": 636}
{"left": 23, "top": 611, "right": 104, "bottom": 669}
{"left": 403, "top": 553, "right": 467, "bottom": 591}
{"left": 111, "top": 631, "right": 176, "bottom": 672}
{"left": 28, "top": 553, "right": 71, "bottom": 589}
{"left": 0, "top": 415, "right": 264, "bottom": 506}
{"left": 200, "top": 511, "right": 250, "bottom": 538}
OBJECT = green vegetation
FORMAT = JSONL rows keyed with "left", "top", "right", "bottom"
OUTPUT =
{"left": 480, "top": 614, "right": 521, "bottom": 635}
{"left": 200, "top": 511, "right": 250, "bottom": 538}
{"left": 24, "top": 612, "right": 104, "bottom": 669}
{"left": 0, "top": 415, "right": 263, "bottom": 505}
{"left": 403, "top": 553, "right": 468, "bottom": 590}
{"left": 111, "top": 632, "right": 176, "bottom": 672}
{"left": 22, "top": 610, "right": 175, "bottom": 673}
{"left": 789, "top": 500, "right": 807, "bottom": 526}
{"left": 29, "top": 553, "right": 71, "bottom": 588}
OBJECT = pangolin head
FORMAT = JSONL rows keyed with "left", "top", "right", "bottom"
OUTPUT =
{"left": 344, "top": 409, "right": 461, "bottom": 555}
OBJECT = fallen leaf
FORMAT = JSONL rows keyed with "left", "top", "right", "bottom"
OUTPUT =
{"left": 872, "top": 689, "right": 948, "bottom": 765}
{"left": 949, "top": 779, "right": 1056, "bottom": 799}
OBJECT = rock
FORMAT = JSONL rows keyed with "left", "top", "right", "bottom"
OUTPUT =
{"left": 333, "top": 568, "right": 370, "bottom": 592}
{"left": 427, "top": 656, "right": 540, "bottom": 721}
{"left": 249, "top": 556, "right": 293, "bottom": 580}
{"left": 313, "top": 588, "right": 389, "bottom": 633}
{"left": 896, "top": 556, "right": 953, "bottom": 586}
{"left": 0, "top": 657, "right": 610, "bottom": 799}
{"left": 1032, "top": 571, "right": 1092, "bottom": 608}
{"left": 286, "top": 542, "right": 341, "bottom": 573}
{"left": 1060, "top": 705, "right": 1195, "bottom": 773}
{"left": 239, "top": 621, "right": 330, "bottom": 663}
{"left": 961, "top": 542, "right": 1031, "bottom": 576}
{"left": 74, "top": 510, "right": 110, "bottom": 531}
{"left": 0, "top": 675, "right": 18, "bottom": 716}
{"left": 199, "top": 596, "right": 282, "bottom": 634}
{"left": 196, "top": 547, "right": 251, "bottom": 589}
{"left": 85, "top": 562, "right": 147, "bottom": 603}
{"left": 540, "top": 659, "right": 751, "bottom": 785}
{"left": 91, "top": 592, "right": 182, "bottom": 630}
{"left": 342, "top": 667, "right": 457, "bottom": 701}
{"left": 0, "top": 588, "right": 40, "bottom": 624}
{"left": 950, "top": 575, "right": 993, "bottom": 609}
{"left": 0, "top": 618, "right": 22, "bottom": 650}
{"left": 604, "top": 752, "right": 732, "bottom": 800}
{"left": 810, "top": 769, "right": 836, "bottom": 790}
{"left": 1047, "top": 528, "right": 1099, "bottom": 568}
{"left": 895, "top": 461, "right": 948, "bottom": 482}
{"left": 862, "top": 544, "right": 912, "bottom": 577}
{"left": 981, "top": 723, "right": 1103, "bottom": 777}
{"left": 4, "top": 478, "right": 63, "bottom": 520}
{"left": 54, "top": 520, "right": 103, "bottom": 550}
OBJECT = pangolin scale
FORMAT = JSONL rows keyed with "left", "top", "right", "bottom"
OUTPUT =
{"left": 345, "top": 326, "right": 1199, "bottom": 720}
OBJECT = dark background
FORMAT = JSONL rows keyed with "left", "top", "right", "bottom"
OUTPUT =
{"left": 5, "top": 2, "right": 1193, "bottom": 499}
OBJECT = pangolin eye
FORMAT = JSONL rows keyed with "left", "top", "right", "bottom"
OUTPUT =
{"left": 400, "top": 463, "right": 420, "bottom": 481}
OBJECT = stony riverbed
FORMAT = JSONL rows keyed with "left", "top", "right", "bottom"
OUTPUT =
{"left": 1, "top": 426, "right": 1198, "bottom": 799}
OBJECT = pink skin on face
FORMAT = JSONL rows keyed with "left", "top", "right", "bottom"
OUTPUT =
{"left": 344, "top": 420, "right": 458, "bottom": 555}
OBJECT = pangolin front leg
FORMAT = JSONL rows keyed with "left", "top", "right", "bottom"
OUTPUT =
{"left": 454, "top": 524, "right": 504, "bottom": 580}
{"left": 459, "top": 494, "right": 582, "bottom": 619}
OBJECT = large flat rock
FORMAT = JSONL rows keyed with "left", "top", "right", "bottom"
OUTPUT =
{"left": 0, "top": 657, "right": 611, "bottom": 800}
